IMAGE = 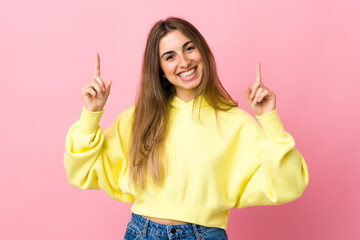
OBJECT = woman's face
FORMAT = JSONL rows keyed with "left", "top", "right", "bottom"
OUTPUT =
{"left": 159, "top": 30, "right": 203, "bottom": 102}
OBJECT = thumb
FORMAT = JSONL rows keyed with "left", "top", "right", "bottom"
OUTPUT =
{"left": 105, "top": 80, "right": 112, "bottom": 92}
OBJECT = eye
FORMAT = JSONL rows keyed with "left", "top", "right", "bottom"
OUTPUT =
{"left": 186, "top": 46, "right": 195, "bottom": 51}
{"left": 165, "top": 55, "right": 175, "bottom": 61}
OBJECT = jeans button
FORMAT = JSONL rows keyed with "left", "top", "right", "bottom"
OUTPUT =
{"left": 171, "top": 228, "right": 176, "bottom": 233}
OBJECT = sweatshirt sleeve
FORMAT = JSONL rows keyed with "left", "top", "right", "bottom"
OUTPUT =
{"left": 234, "top": 109, "right": 309, "bottom": 209}
{"left": 63, "top": 105, "right": 136, "bottom": 203}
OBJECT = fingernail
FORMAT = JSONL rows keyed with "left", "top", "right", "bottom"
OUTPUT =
{"left": 103, "top": 88, "right": 106, "bottom": 92}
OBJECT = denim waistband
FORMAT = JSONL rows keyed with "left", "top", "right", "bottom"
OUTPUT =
{"left": 130, "top": 212, "right": 213, "bottom": 237}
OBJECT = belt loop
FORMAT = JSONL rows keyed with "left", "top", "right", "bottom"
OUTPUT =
{"left": 192, "top": 224, "right": 201, "bottom": 239}
{"left": 142, "top": 218, "right": 150, "bottom": 237}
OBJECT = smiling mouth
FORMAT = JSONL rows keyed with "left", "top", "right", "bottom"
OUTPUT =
{"left": 178, "top": 66, "right": 197, "bottom": 79}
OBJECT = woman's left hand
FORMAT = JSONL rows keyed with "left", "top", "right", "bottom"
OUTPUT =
{"left": 245, "top": 61, "right": 277, "bottom": 116}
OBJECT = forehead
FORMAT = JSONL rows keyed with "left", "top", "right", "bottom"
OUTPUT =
{"left": 159, "top": 30, "right": 191, "bottom": 53}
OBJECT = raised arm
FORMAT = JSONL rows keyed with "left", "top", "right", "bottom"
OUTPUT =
{"left": 63, "top": 53, "right": 135, "bottom": 203}
{"left": 235, "top": 62, "right": 309, "bottom": 208}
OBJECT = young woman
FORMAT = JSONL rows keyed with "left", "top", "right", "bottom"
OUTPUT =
{"left": 64, "top": 17, "right": 309, "bottom": 240}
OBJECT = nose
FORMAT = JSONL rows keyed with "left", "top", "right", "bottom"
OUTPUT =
{"left": 178, "top": 54, "right": 191, "bottom": 69}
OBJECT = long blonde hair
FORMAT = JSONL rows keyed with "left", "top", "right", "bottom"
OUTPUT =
{"left": 129, "top": 17, "right": 238, "bottom": 191}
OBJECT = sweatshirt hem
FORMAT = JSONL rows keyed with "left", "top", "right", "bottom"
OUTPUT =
{"left": 130, "top": 199, "right": 229, "bottom": 230}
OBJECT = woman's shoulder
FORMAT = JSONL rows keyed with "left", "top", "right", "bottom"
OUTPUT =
{"left": 220, "top": 105, "right": 255, "bottom": 121}
{"left": 121, "top": 103, "right": 136, "bottom": 115}
{"left": 218, "top": 106, "right": 264, "bottom": 135}
{"left": 114, "top": 103, "right": 137, "bottom": 125}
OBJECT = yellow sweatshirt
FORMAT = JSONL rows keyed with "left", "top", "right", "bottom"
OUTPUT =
{"left": 64, "top": 95, "right": 309, "bottom": 230}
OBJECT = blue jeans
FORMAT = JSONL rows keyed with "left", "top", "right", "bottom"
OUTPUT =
{"left": 123, "top": 212, "right": 228, "bottom": 240}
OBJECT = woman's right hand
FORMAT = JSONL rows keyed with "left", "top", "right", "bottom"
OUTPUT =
{"left": 81, "top": 53, "right": 112, "bottom": 112}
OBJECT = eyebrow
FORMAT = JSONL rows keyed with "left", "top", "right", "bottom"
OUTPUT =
{"left": 160, "top": 40, "right": 193, "bottom": 59}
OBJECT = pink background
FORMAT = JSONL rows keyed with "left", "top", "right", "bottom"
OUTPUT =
{"left": 1, "top": 0, "right": 359, "bottom": 239}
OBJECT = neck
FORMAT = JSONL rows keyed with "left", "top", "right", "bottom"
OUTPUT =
{"left": 175, "top": 93, "right": 196, "bottom": 103}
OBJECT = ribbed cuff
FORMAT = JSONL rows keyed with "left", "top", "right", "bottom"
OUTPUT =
{"left": 255, "top": 109, "right": 286, "bottom": 142}
{"left": 77, "top": 106, "right": 104, "bottom": 134}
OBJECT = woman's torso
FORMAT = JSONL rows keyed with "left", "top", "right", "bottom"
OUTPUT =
{"left": 141, "top": 215, "right": 189, "bottom": 225}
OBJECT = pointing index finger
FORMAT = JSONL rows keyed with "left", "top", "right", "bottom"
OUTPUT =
{"left": 94, "top": 52, "right": 100, "bottom": 76}
{"left": 255, "top": 61, "right": 262, "bottom": 83}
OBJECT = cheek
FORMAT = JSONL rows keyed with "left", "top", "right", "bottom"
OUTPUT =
{"left": 194, "top": 51, "right": 203, "bottom": 63}
{"left": 162, "top": 63, "right": 176, "bottom": 75}
{"left": 160, "top": 64, "right": 167, "bottom": 76}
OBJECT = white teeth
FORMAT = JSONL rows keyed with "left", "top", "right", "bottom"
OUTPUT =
{"left": 179, "top": 67, "right": 196, "bottom": 78}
